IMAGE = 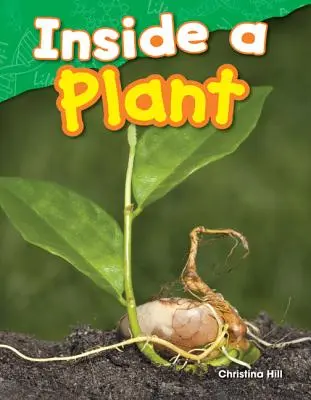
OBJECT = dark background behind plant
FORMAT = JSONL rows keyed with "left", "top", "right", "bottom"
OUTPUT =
{"left": 0, "top": 7, "right": 310, "bottom": 339}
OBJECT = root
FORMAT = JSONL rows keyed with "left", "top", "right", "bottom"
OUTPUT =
{"left": 181, "top": 225, "right": 249, "bottom": 348}
{"left": 247, "top": 329, "right": 311, "bottom": 349}
{"left": 202, "top": 300, "right": 224, "bottom": 340}
{"left": 181, "top": 226, "right": 311, "bottom": 355}
{"left": 245, "top": 321, "right": 261, "bottom": 334}
{"left": 220, "top": 346, "right": 251, "bottom": 369}
{"left": 181, "top": 226, "right": 249, "bottom": 314}
{"left": 0, "top": 324, "right": 229, "bottom": 365}
{"left": 169, "top": 353, "right": 181, "bottom": 365}
{"left": 1, "top": 321, "right": 309, "bottom": 369}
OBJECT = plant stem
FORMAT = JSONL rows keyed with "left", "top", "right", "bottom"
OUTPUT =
{"left": 124, "top": 124, "right": 170, "bottom": 366}
{"left": 124, "top": 125, "right": 139, "bottom": 335}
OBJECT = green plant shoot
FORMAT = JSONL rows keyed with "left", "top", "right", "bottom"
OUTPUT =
{"left": 0, "top": 86, "right": 272, "bottom": 368}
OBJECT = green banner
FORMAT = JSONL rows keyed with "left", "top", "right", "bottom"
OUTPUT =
{"left": 0, "top": 0, "right": 309, "bottom": 103}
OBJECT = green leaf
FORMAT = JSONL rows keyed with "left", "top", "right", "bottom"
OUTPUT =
{"left": 0, "top": 178, "right": 125, "bottom": 304}
{"left": 133, "top": 86, "right": 272, "bottom": 209}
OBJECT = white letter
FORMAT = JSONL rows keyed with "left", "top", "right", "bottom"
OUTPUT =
{"left": 93, "top": 29, "right": 120, "bottom": 62}
{"left": 139, "top": 12, "right": 176, "bottom": 58}
{"left": 230, "top": 22, "right": 268, "bottom": 56}
{"left": 177, "top": 22, "right": 209, "bottom": 54}
{"left": 121, "top": 16, "right": 137, "bottom": 60}
{"left": 218, "top": 370, "right": 226, "bottom": 378}
{"left": 33, "top": 17, "right": 60, "bottom": 60}
{"left": 61, "top": 30, "right": 92, "bottom": 61}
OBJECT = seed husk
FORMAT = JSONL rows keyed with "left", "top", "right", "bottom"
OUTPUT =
{"left": 118, "top": 297, "right": 221, "bottom": 353}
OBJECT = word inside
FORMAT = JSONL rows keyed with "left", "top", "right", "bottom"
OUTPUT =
{"left": 54, "top": 64, "right": 250, "bottom": 136}
{"left": 34, "top": 14, "right": 268, "bottom": 62}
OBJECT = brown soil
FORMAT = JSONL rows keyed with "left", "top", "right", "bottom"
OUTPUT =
{"left": 0, "top": 313, "right": 310, "bottom": 400}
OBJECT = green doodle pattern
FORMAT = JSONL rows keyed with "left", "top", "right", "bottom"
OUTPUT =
{"left": 0, "top": 0, "right": 309, "bottom": 102}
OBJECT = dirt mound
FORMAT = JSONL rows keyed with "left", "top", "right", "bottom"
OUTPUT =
{"left": 0, "top": 313, "right": 310, "bottom": 400}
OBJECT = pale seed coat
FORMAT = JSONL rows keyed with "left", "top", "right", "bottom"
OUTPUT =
{"left": 118, "top": 298, "right": 221, "bottom": 351}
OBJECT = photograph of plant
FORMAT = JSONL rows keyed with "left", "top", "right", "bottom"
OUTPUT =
{"left": 0, "top": 4, "right": 310, "bottom": 400}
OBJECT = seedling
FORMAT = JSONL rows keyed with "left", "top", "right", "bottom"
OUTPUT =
{"left": 0, "top": 86, "right": 310, "bottom": 371}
